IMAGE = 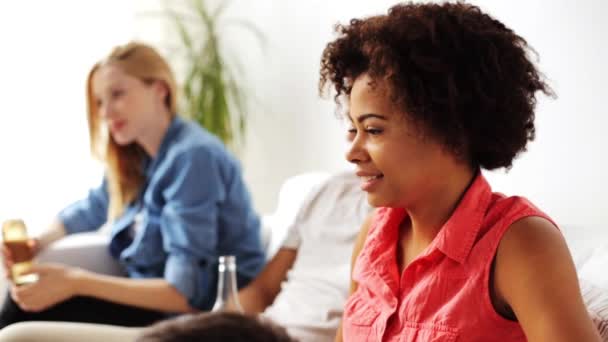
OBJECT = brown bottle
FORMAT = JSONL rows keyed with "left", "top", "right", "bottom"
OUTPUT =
{"left": 2, "top": 219, "right": 38, "bottom": 285}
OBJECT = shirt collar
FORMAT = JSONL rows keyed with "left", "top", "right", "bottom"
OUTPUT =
{"left": 145, "top": 115, "right": 181, "bottom": 177}
{"left": 434, "top": 170, "right": 492, "bottom": 264}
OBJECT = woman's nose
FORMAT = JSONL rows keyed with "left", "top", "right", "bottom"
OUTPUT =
{"left": 98, "top": 104, "right": 114, "bottom": 119}
{"left": 345, "top": 137, "right": 368, "bottom": 165}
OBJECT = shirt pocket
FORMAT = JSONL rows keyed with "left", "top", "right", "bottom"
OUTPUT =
{"left": 343, "top": 295, "right": 381, "bottom": 341}
{"left": 399, "top": 322, "right": 458, "bottom": 342}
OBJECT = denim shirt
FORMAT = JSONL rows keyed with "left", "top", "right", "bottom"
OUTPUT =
{"left": 58, "top": 116, "right": 265, "bottom": 310}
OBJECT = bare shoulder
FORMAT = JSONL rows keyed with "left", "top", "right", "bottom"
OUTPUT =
{"left": 495, "top": 216, "right": 600, "bottom": 341}
{"left": 499, "top": 216, "right": 568, "bottom": 259}
{"left": 496, "top": 215, "right": 574, "bottom": 295}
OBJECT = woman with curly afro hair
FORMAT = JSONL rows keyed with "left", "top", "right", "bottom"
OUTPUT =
{"left": 320, "top": 2, "right": 601, "bottom": 341}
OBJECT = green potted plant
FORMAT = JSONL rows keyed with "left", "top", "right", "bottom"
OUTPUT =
{"left": 163, "top": 0, "right": 265, "bottom": 152}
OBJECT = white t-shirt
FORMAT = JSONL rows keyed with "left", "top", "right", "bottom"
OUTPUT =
{"left": 262, "top": 171, "right": 372, "bottom": 342}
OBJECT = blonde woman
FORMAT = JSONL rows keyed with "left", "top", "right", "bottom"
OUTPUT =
{"left": 0, "top": 42, "right": 265, "bottom": 327}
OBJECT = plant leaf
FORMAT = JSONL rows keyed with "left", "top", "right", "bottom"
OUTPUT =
{"left": 162, "top": 0, "right": 266, "bottom": 153}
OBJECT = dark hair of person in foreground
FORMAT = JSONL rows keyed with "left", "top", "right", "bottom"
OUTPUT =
{"left": 136, "top": 311, "right": 297, "bottom": 342}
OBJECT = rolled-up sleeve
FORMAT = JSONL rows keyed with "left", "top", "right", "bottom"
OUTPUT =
{"left": 160, "top": 147, "right": 226, "bottom": 309}
{"left": 58, "top": 178, "right": 109, "bottom": 234}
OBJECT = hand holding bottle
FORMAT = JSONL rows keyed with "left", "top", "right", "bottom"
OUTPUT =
{"left": 1, "top": 219, "right": 40, "bottom": 285}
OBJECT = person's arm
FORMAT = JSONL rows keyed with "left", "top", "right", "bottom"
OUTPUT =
{"left": 335, "top": 210, "right": 375, "bottom": 342}
{"left": 495, "top": 216, "right": 601, "bottom": 342}
{"left": 234, "top": 248, "right": 298, "bottom": 314}
{"left": 56, "top": 178, "right": 109, "bottom": 236}
{"left": 12, "top": 263, "right": 193, "bottom": 313}
{"left": 34, "top": 218, "right": 67, "bottom": 251}
{"left": 75, "top": 269, "right": 193, "bottom": 312}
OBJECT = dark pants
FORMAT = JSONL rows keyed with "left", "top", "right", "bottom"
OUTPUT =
{"left": 0, "top": 293, "right": 167, "bottom": 329}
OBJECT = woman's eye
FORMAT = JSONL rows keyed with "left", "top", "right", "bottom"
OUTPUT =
{"left": 346, "top": 128, "right": 357, "bottom": 141}
{"left": 366, "top": 128, "right": 383, "bottom": 135}
{"left": 111, "top": 89, "right": 125, "bottom": 98}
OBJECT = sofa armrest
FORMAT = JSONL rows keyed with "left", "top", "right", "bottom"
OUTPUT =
{"left": 0, "top": 232, "right": 125, "bottom": 301}
{"left": 37, "top": 232, "right": 125, "bottom": 276}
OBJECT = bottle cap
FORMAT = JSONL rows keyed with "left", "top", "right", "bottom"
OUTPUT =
{"left": 218, "top": 255, "right": 236, "bottom": 265}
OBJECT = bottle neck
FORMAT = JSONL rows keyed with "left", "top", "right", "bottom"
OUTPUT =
{"left": 212, "top": 256, "right": 243, "bottom": 312}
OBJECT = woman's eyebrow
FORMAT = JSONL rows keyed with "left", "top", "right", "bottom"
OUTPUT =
{"left": 357, "top": 113, "right": 387, "bottom": 123}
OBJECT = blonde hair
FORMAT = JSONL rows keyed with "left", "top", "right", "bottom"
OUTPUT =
{"left": 86, "top": 42, "right": 178, "bottom": 220}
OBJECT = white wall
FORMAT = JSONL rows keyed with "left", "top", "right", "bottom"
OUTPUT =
{"left": 219, "top": 1, "right": 405, "bottom": 214}
{"left": 473, "top": 0, "right": 608, "bottom": 228}
{"left": 0, "top": 1, "right": 606, "bottom": 232}
{"left": 0, "top": 1, "right": 135, "bottom": 233}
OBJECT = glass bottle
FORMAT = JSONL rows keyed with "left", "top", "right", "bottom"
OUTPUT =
{"left": 2, "top": 219, "right": 38, "bottom": 285}
{"left": 211, "top": 255, "right": 243, "bottom": 312}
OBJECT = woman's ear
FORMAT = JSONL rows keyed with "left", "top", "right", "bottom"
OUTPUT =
{"left": 153, "top": 80, "right": 171, "bottom": 109}
{"left": 154, "top": 80, "right": 169, "bottom": 99}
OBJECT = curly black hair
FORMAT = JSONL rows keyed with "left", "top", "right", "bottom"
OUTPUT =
{"left": 319, "top": 2, "right": 554, "bottom": 170}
